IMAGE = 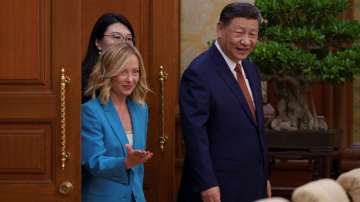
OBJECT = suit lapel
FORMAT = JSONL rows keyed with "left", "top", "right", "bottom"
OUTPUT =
{"left": 103, "top": 99, "right": 129, "bottom": 154}
{"left": 243, "top": 60, "right": 263, "bottom": 126}
{"left": 210, "top": 45, "right": 257, "bottom": 126}
{"left": 243, "top": 61, "right": 266, "bottom": 151}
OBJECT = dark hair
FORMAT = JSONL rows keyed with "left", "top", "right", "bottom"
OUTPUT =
{"left": 219, "top": 3, "right": 261, "bottom": 26}
{"left": 81, "top": 13, "right": 135, "bottom": 103}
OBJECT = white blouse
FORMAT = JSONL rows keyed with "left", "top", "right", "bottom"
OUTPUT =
{"left": 126, "top": 130, "right": 134, "bottom": 146}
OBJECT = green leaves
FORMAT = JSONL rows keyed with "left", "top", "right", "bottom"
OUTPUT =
{"left": 322, "top": 20, "right": 360, "bottom": 42}
{"left": 262, "top": 26, "right": 325, "bottom": 48}
{"left": 320, "top": 47, "right": 360, "bottom": 84}
{"left": 250, "top": 41, "right": 318, "bottom": 79}
{"left": 252, "top": 0, "right": 360, "bottom": 84}
{"left": 256, "top": 0, "right": 348, "bottom": 27}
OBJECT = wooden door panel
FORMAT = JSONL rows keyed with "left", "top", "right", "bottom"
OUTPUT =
{"left": 0, "top": 95, "right": 56, "bottom": 118}
{"left": 0, "top": 124, "right": 50, "bottom": 178}
{"left": 0, "top": 0, "right": 50, "bottom": 90}
{"left": 0, "top": 0, "right": 81, "bottom": 201}
{"left": 0, "top": 0, "right": 49, "bottom": 81}
{"left": 147, "top": 0, "right": 179, "bottom": 201}
{"left": 0, "top": 0, "right": 54, "bottom": 191}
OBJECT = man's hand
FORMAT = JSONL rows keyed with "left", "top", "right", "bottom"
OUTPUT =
{"left": 124, "top": 144, "right": 153, "bottom": 169}
{"left": 267, "top": 180, "right": 272, "bottom": 198}
{"left": 201, "top": 186, "right": 221, "bottom": 202}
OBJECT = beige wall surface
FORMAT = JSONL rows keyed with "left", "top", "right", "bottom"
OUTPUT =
{"left": 180, "top": 0, "right": 254, "bottom": 74}
{"left": 354, "top": 0, "right": 360, "bottom": 143}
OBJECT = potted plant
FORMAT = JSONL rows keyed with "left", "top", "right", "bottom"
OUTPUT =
{"left": 251, "top": 0, "right": 360, "bottom": 131}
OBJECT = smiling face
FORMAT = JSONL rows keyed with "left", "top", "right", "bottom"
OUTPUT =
{"left": 111, "top": 54, "right": 140, "bottom": 99}
{"left": 217, "top": 17, "right": 259, "bottom": 62}
{"left": 96, "top": 22, "right": 133, "bottom": 52}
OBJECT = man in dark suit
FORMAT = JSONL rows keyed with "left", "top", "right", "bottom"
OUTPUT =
{"left": 178, "top": 3, "right": 271, "bottom": 202}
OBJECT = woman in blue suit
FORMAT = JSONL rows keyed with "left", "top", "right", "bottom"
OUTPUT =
{"left": 81, "top": 42, "right": 153, "bottom": 202}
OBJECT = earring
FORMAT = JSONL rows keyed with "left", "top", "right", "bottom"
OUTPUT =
{"left": 98, "top": 50, "right": 102, "bottom": 55}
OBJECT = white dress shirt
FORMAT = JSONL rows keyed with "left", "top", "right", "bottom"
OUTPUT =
{"left": 215, "top": 40, "right": 255, "bottom": 107}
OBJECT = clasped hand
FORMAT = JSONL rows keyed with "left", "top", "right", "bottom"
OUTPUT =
{"left": 124, "top": 144, "right": 153, "bottom": 169}
{"left": 201, "top": 186, "right": 221, "bottom": 202}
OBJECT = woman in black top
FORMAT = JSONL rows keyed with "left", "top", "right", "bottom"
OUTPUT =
{"left": 82, "top": 13, "right": 135, "bottom": 103}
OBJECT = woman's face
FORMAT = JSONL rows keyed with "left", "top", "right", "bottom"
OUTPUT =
{"left": 96, "top": 22, "right": 133, "bottom": 52}
{"left": 111, "top": 54, "right": 140, "bottom": 99}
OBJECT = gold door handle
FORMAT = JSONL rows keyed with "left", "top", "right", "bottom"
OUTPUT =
{"left": 159, "top": 66, "right": 168, "bottom": 152}
{"left": 59, "top": 181, "right": 74, "bottom": 195}
{"left": 60, "top": 68, "right": 71, "bottom": 169}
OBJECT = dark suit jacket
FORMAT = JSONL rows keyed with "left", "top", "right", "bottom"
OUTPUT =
{"left": 178, "top": 44, "right": 268, "bottom": 202}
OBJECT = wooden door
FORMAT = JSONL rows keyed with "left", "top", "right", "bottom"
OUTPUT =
{"left": 81, "top": 0, "right": 179, "bottom": 201}
{"left": 146, "top": 1, "right": 179, "bottom": 201}
{"left": 0, "top": 0, "right": 81, "bottom": 201}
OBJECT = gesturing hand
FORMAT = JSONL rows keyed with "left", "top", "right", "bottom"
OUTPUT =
{"left": 124, "top": 144, "right": 153, "bottom": 169}
{"left": 201, "top": 186, "right": 221, "bottom": 202}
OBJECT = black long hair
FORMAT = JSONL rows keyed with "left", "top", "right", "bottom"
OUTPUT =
{"left": 81, "top": 13, "right": 135, "bottom": 103}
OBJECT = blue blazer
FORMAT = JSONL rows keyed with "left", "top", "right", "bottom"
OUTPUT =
{"left": 81, "top": 97, "right": 148, "bottom": 202}
{"left": 178, "top": 45, "right": 269, "bottom": 202}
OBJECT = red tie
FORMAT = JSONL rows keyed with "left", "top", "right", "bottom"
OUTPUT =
{"left": 234, "top": 63, "right": 256, "bottom": 121}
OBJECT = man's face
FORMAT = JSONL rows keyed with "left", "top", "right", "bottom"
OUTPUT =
{"left": 217, "top": 17, "right": 259, "bottom": 62}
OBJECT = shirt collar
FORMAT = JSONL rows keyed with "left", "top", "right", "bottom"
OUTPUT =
{"left": 215, "top": 40, "right": 242, "bottom": 71}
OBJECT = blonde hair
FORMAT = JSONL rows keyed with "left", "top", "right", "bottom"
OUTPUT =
{"left": 85, "top": 42, "right": 149, "bottom": 105}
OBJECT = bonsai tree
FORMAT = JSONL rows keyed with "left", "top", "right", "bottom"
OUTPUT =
{"left": 251, "top": 0, "right": 360, "bottom": 131}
